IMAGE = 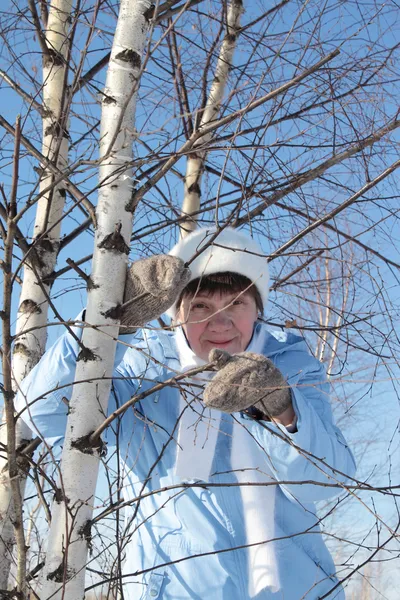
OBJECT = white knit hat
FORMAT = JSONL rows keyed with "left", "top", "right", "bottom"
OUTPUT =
{"left": 167, "top": 227, "right": 269, "bottom": 317}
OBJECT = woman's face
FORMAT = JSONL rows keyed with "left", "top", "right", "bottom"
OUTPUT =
{"left": 178, "top": 289, "right": 258, "bottom": 361}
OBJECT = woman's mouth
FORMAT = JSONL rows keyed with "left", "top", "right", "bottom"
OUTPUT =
{"left": 207, "top": 339, "right": 234, "bottom": 346}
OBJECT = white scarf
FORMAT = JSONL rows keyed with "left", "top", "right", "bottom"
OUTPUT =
{"left": 174, "top": 324, "right": 280, "bottom": 597}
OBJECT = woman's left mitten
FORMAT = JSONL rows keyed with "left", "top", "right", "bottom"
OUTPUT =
{"left": 204, "top": 349, "right": 291, "bottom": 417}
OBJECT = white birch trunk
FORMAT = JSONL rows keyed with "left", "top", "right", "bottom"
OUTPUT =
{"left": 180, "top": 0, "right": 243, "bottom": 236}
{"left": 40, "top": 2, "right": 152, "bottom": 598}
{"left": 0, "top": 1, "right": 72, "bottom": 591}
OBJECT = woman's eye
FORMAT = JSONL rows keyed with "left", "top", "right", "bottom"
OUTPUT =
{"left": 192, "top": 302, "right": 208, "bottom": 310}
{"left": 232, "top": 300, "right": 243, "bottom": 306}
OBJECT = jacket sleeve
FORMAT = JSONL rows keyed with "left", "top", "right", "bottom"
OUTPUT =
{"left": 239, "top": 345, "right": 356, "bottom": 503}
{"left": 14, "top": 320, "right": 140, "bottom": 447}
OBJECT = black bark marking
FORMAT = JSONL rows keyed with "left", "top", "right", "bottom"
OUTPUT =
{"left": 144, "top": 4, "right": 155, "bottom": 21}
{"left": 36, "top": 236, "right": 55, "bottom": 254}
{"left": 44, "top": 49, "right": 64, "bottom": 68}
{"left": 115, "top": 49, "right": 141, "bottom": 69}
{"left": 225, "top": 33, "right": 237, "bottom": 43}
{"left": 78, "top": 520, "right": 93, "bottom": 554}
{"left": 17, "top": 438, "right": 32, "bottom": 452}
{"left": 86, "top": 276, "right": 98, "bottom": 291}
{"left": 125, "top": 189, "right": 137, "bottom": 213}
{"left": 103, "top": 94, "right": 117, "bottom": 105}
{"left": 41, "top": 107, "right": 53, "bottom": 119}
{"left": 18, "top": 299, "right": 42, "bottom": 314}
{"left": 188, "top": 182, "right": 201, "bottom": 195}
{"left": 53, "top": 487, "right": 66, "bottom": 504}
{"left": 47, "top": 560, "right": 75, "bottom": 583}
{"left": 44, "top": 121, "right": 70, "bottom": 139}
{"left": 102, "top": 304, "right": 122, "bottom": 320}
{"left": 12, "top": 343, "right": 31, "bottom": 358}
{"left": 98, "top": 223, "right": 130, "bottom": 255}
{"left": 77, "top": 346, "right": 98, "bottom": 362}
{"left": 71, "top": 433, "right": 107, "bottom": 458}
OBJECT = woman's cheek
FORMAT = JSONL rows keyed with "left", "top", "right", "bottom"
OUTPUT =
{"left": 185, "top": 322, "right": 203, "bottom": 350}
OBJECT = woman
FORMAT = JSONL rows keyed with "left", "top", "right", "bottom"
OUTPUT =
{"left": 16, "top": 227, "right": 356, "bottom": 599}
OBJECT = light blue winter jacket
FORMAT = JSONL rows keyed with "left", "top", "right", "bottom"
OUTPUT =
{"left": 16, "top": 322, "right": 356, "bottom": 600}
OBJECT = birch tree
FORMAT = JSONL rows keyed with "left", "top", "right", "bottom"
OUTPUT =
{"left": 0, "top": 1, "right": 73, "bottom": 594}
{"left": 0, "top": 0, "right": 399, "bottom": 598}
{"left": 39, "top": 2, "right": 152, "bottom": 598}
{"left": 180, "top": 0, "right": 243, "bottom": 236}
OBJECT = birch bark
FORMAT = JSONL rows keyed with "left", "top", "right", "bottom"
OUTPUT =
{"left": 0, "top": 1, "right": 73, "bottom": 593}
{"left": 40, "top": 1, "right": 152, "bottom": 598}
{"left": 180, "top": 0, "right": 243, "bottom": 236}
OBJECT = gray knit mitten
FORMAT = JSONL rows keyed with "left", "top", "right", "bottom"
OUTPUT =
{"left": 119, "top": 255, "right": 191, "bottom": 333}
{"left": 203, "top": 349, "right": 291, "bottom": 418}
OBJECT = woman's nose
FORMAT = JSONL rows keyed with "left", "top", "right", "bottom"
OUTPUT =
{"left": 208, "top": 310, "right": 232, "bottom": 330}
